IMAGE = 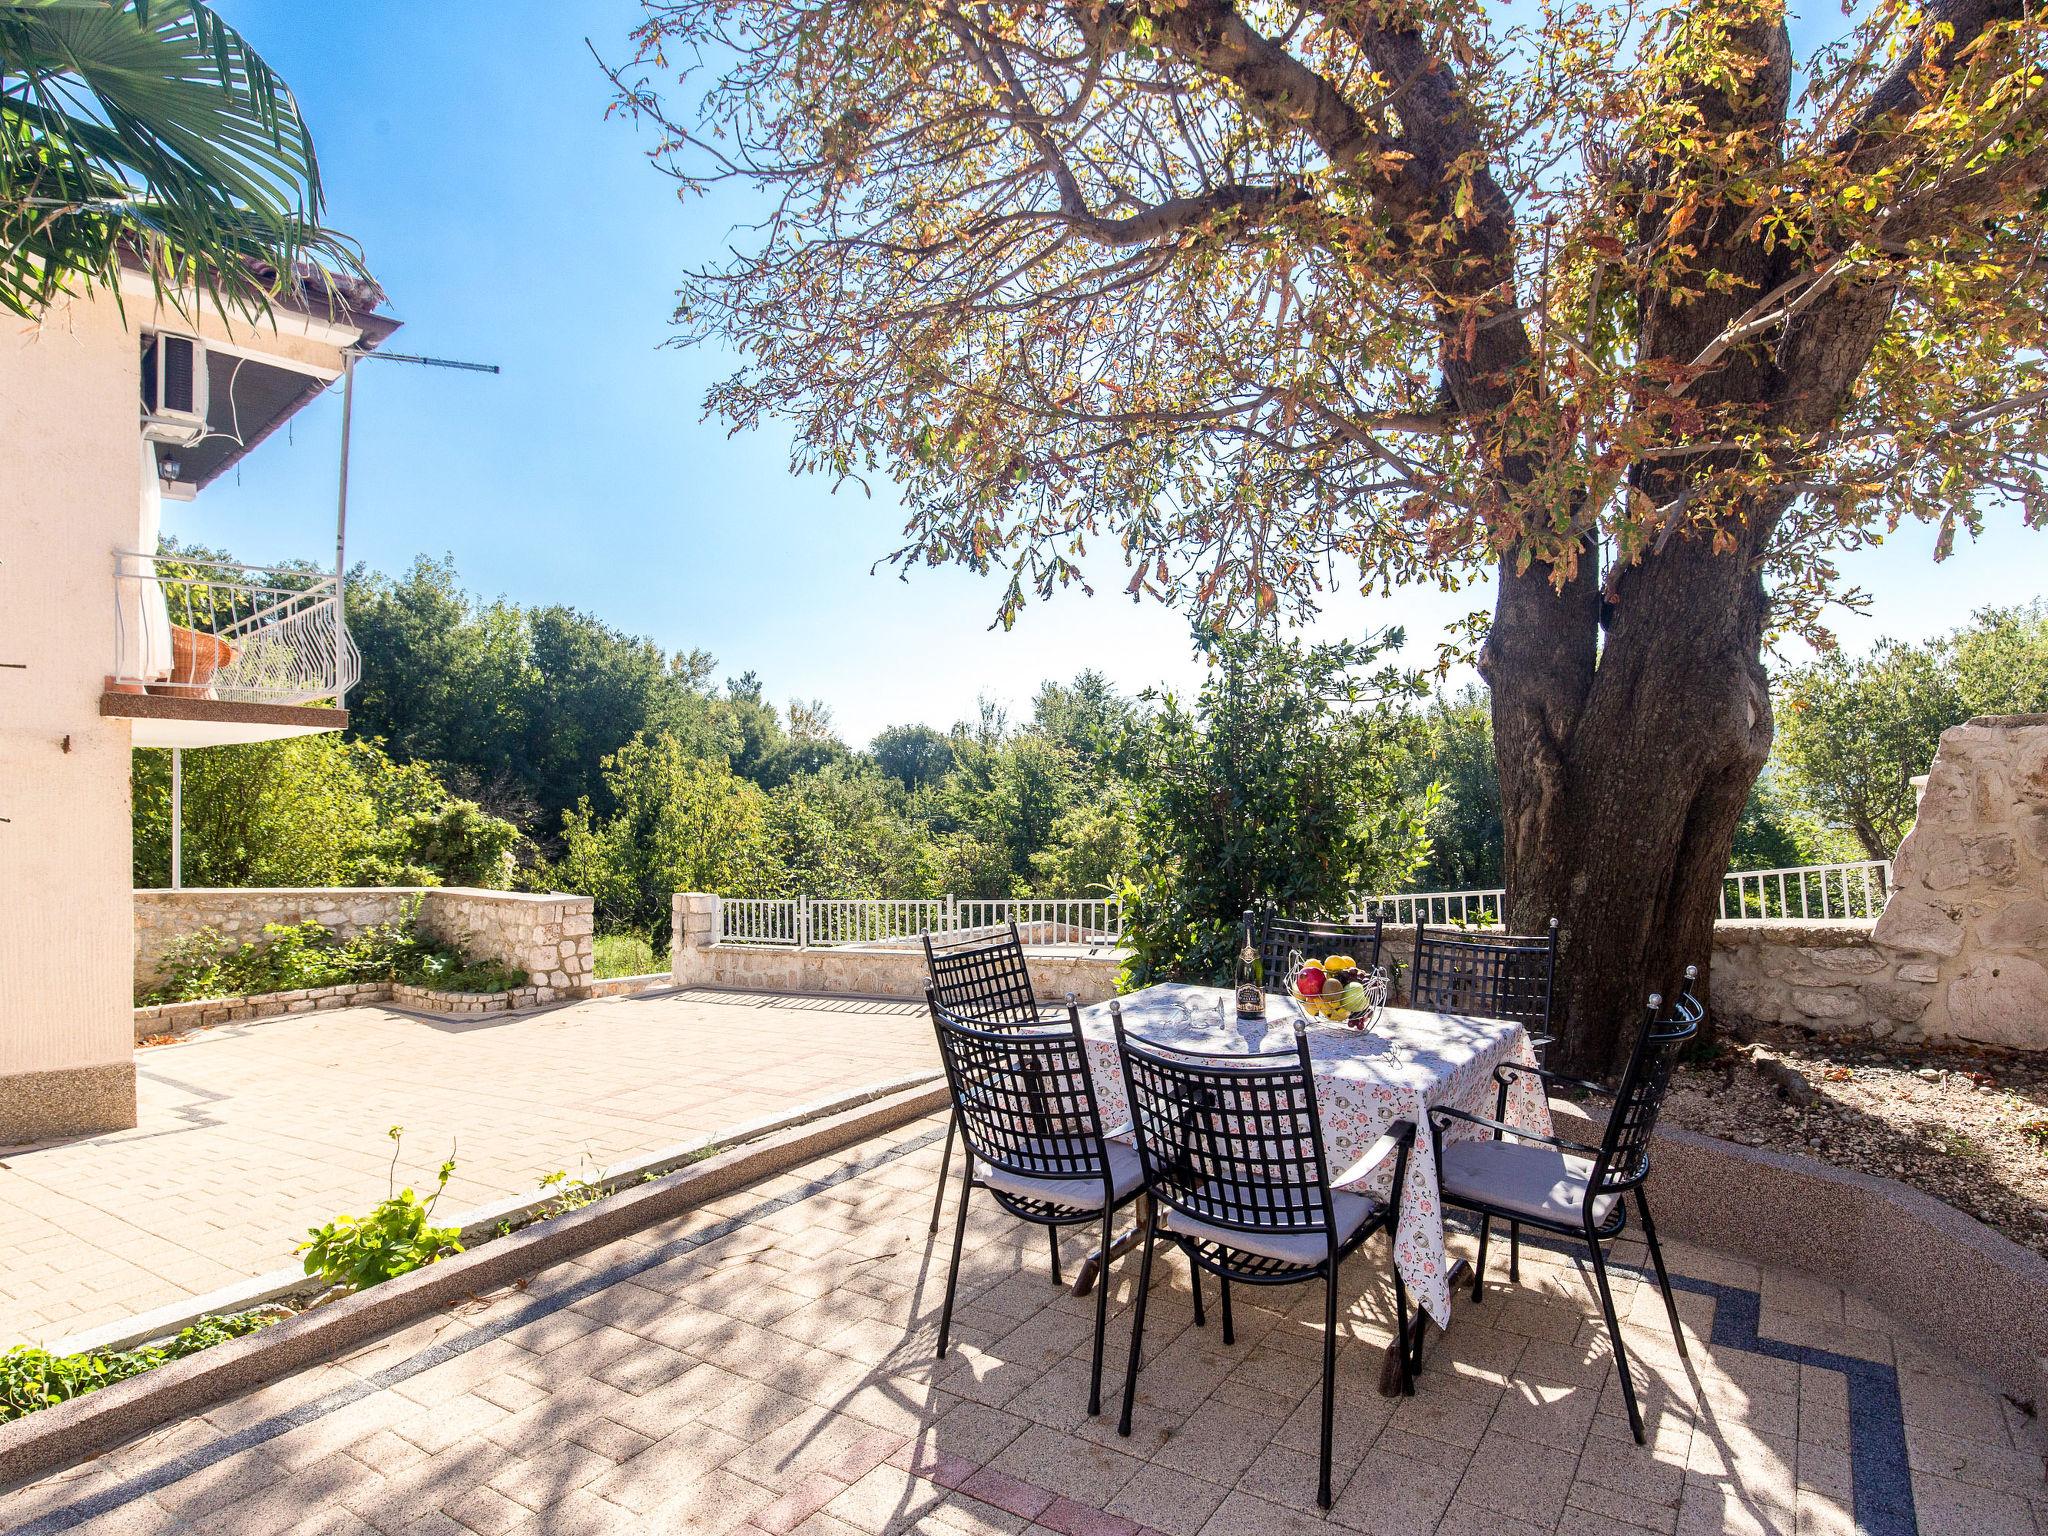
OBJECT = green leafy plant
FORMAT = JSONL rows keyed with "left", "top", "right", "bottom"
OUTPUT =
{"left": 1119, "top": 628, "right": 1432, "bottom": 986}
{"left": 298, "top": 1127, "right": 464, "bottom": 1291}
{"left": 594, "top": 932, "right": 663, "bottom": 978}
{"left": 2019, "top": 1119, "right": 2048, "bottom": 1154}
{"left": 0, "top": 0, "right": 363, "bottom": 319}
{"left": 0, "top": 1311, "right": 273, "bottom": 1425}
{"left": 536, "top": 1165, "right": 608, "bottom": 1218}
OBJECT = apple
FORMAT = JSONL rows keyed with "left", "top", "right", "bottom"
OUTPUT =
{"left": 1295, "top": 966, "right": 1325, "bottom": 998}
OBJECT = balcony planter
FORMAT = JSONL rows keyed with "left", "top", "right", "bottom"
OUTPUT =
{"left": 151, "top": 625, "right": 236, "bottom": 700}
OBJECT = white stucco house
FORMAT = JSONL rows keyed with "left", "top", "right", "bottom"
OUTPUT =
{"left": 0, "top": 264, "right": 398, "bottom": 1142}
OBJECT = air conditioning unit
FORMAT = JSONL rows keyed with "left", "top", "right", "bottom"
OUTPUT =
{"left": 141, "top": 333, "right": 209, "bottom": 445}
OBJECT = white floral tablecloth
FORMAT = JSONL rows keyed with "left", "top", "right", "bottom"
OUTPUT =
{"left": 1076, "top": 982, "right": 1553, "bottom": 1327}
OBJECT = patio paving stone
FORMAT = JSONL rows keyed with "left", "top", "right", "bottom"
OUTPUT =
{"left": 0, "top": 988, "right": 935, "bottom": 1343}
{"left": 0, "top": 1108, "right": 2036, "bottom": 1536}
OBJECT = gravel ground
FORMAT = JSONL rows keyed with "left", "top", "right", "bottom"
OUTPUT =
{"left": 1663, "top": 1027, "right": 2048, "bottom": 1260}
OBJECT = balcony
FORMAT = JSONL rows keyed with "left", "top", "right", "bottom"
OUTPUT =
{"left": 101, "top": 551, "right": 360, "bottom": 747}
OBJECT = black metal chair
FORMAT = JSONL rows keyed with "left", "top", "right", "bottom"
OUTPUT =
{"left": 1247, "top": 908, "right": 1387, "bottom": 994}
{"left": 1111, "top": 1004, "right": 1414, "bottom": 1509}
{"left": 1407, "top": 913, "right": 1559, "bottom": 1037}
{"left": 1427, "top": 968, "right": 1703, "bottom": 1444}
{"left": 928, "top": 986, "right": 1144, "bottom": 1416}
{"left": 922, "top": 922, "right": 1069, "bottom": 1233}
{"left": 1408, "top": 914, "right": 1562, "bottom": 1266}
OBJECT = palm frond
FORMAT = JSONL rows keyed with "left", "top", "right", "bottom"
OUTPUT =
{"left": 0, "top": 0, "right": 363, "bottom": 319}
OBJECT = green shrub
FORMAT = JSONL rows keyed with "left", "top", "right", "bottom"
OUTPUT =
{"left": 141, "top": 899, "right": 526, "bottom": 1004}
{"left": 0, "top": 1312, "right": 273, "bottom": 1425}
{"left": 593, "top": 932, "right": 663, "bottom": 978}
{"left": 298, "top": 1128, "right": 464, "bottom": 1290}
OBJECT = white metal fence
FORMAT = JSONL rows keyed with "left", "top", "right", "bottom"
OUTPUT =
{"left": 1719, "top": 859, "right": 1892, "bottom": 920}
{"left": 716, "top": 895, "right": 1123, "bottom": 950}
{"left": 1352, "top": 889, "right": 1506, "bottom": 928}
{"left": 716, "top": 860, "right": 1890, "bottom": 950}
{"left": 1351, "top": 859, "right": 1894, "bottom": 928}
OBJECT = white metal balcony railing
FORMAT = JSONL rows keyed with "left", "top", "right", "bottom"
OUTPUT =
{"left": 110, "top": 550, "right": 359, "bottom": 706}
{"left": 716, "top": 895, "right": 1124, "bottom": 950}
{"left": 712, "top": 861, "right": 1892, "bottom": 954}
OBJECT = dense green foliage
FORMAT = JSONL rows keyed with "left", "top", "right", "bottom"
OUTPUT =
{"left": 1120, "top": 630, "right": 1433, "bottom": 985}
{"left": 1394, "top": 690, "right": 1501, "bottom": 893}
{"left": 136, "top": 553, "right": 2017, "bottom": 955}
{"left": 133, "top": 735, "right": 521, "bottom": 890}
{"left": 345, "top": 557, "right": 730, "bottom": 841}
{"left": 0, "top": 1312, "right": 272, "bottom": 1425}
{"left": 142, "top": 905, "right": 526, "bottom": 1005}
{"left": 593, "top": 932, "right": 664, "bottom": 979}
{"left": 1774, "top": 605, "right": 2048, "bottom": 858}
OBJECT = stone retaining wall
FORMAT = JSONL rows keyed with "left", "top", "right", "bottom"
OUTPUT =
{"left": 1711, "top": 715, "right": 2048, "bottom": 1048}
{"left": 414, "top": 890, "right": 593, "bottom": 1002}
{"left": 134, "top": 888, "right": 414, "bottom": 989}
{"left": 134, "top": 887, "right": 595, "bottom": 1006}
{"left": 134, "top": 982, "right": 388, "bottom": 1039}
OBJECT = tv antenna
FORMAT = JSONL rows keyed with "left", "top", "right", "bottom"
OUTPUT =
{"left": 334, "top": 346, "right": 502, "bottom": 582}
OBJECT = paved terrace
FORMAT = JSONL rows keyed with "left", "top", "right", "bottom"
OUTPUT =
{"left": 0, "top": 990, "right": 935, "bottom": 1344}
{"left": 3, "top": 1108, "right": 2037, "bottom": 1536}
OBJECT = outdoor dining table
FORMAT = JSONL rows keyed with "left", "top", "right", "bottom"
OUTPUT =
{"left": 1067, "top": 982, "right": 1554, "bottom": 1382}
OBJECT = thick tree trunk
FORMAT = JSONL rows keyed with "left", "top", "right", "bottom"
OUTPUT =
{"left": 1482, "top": 533, "right": 1774, "bottom": 1078}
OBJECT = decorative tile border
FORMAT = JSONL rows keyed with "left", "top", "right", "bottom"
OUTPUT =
{"left": 9, "top": 1131, "right": 1923, "bottom": 1536}
{"left": 1504, "top": 1222, "right": 1917, "bottom": 1536}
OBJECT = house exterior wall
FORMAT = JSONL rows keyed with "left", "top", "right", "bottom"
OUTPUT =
{"left": 1, "top": 283, "right": 368, "bottom": 1144}
{"left": 0, "top": 296, "right": 145, "bottom": 1141}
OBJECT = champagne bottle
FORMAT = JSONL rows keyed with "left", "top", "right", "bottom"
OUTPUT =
{"left": 1234, "top": 921, "right": 1265, "bottom": 1019}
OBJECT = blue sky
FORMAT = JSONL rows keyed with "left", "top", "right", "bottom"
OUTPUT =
{"left": 181, "top": 2, "right": 2045, "bottom": 746}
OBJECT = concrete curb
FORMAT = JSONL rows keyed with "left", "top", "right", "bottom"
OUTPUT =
{"left": 1554, "top": 1100, "right": 2048, "bottom": 1399}
{"left": 0, "top": 1079, "right": 948, "bottom": 1491}
{"left": 45, "top": 1073, "right": 943, "bottom": 1360}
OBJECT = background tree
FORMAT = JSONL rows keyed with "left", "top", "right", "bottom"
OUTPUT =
{"left": 133, "top": 739, "right": 520, "bottom": 889}
{"left": 1773, "top": 641, "right": 1962, "bottom": 859}
{"left": 550, "top": 732, "right": 772, "bottom": 943}
{"left": 1120, "top": 629, "right": 1431, "bottom": 985}
{"left": 1774, "top": 603, "right": 2048, "bottom": 856}
{"left": 869, "top": 724, "right": 958, "bottom": 792}
{"left": 345, "top": 556, "right": 731, "bottom": 847}
{"left": 613, "top": 0, "right": 2048, "bottom": 1073}
{"left": 2, "top": 0, "right": 358, "bottom": 316}
{"left": 1952, "top": 603, "right": 2048, "bottom": 717}
{"left": 1397, "top": 688, "right": 1502, "bottom": 892}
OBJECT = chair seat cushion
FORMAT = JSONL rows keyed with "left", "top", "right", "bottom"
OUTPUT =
{"left": 1163, "top": 1184, "right": 1378, "bottom": 1267}
{"left": 978, "top": 1140, "right": 1143, "bottom": 1210}
{"left": 1440, "top": 1137, "right": 1620, "bottom": 1229}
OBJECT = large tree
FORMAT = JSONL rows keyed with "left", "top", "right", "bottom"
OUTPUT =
{"left": 612, "top": 0, "right": 2048, "bottom": 1072}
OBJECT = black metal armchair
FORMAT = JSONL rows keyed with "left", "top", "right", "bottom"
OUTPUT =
{"left": 1427, "top": 968, "right": 1703, "bottom": 1444}
{"left": 1407, "top": 914, "right": 1560, "bottom": 1038}
{"left": 1111, "top": 1003, "right": 1414, "bottom": 1508}
{"left": 928, "top": 987, "right": 1144, "bottom": 1417}
{"left": 922, "top": 922, "right": 1070, "bottom": 1233}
